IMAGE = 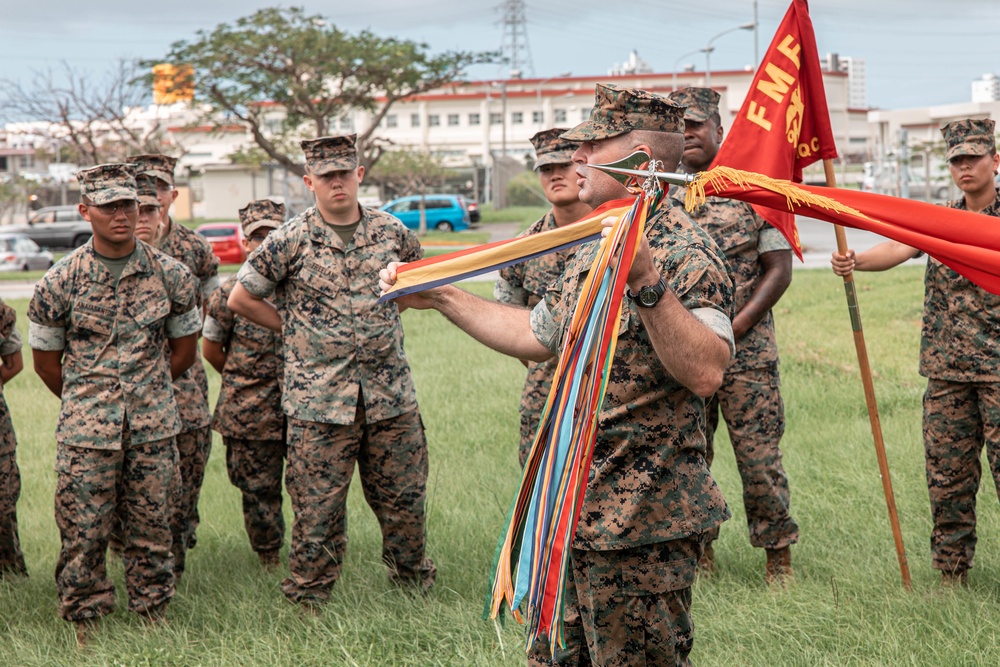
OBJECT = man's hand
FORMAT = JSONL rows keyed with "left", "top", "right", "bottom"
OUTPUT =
{"left": 831, "top": 249, "right": 856, "bottom": 276}
{"left": 379, "top": 262, "right": 444, "bottom": 311}
{"left": 599, "top": 215, "right": 659, "bottom": 290}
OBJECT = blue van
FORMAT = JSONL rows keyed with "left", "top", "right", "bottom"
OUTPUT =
{"left": 380, "top": 194, "right": 471, "bottom": 232}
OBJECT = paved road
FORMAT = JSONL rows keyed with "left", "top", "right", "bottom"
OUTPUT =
{"left": 0, "top": 218, "right": 918, "bottom": 300}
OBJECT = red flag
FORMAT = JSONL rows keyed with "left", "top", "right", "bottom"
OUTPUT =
{"left": 710, "top": 0, "right": 837, "bottom": 257}
{"left": 686, "top": 169, "right": 1000, "bottom": 295}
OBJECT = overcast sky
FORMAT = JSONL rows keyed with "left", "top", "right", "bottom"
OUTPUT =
{"left": 1, "top": 0, "right": 998, "bottom": 114}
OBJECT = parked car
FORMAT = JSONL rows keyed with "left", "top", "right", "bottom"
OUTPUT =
{"left": 196, "top": 222, "right": 246, "bottom": 264}
{"left": 11, "top": 205, "right": 91, "bottom": 248}
{"left": 461, "top": 196, "right": 481, "bottom": 223}
{"left": 0, "top": 233, "right": 54, "bottom": 271}
{"left": 380, "top": 194, "right": 471, "bottom": 232}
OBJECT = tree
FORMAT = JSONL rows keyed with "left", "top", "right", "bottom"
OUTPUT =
{"left": 368, "top": 150, "right": 449, "bottom": 235}
{"left": 156, "top": 6, "right": 494, "bottom": 177}
{"left": 0, "top": 60, "right": 172, "bottom": 165}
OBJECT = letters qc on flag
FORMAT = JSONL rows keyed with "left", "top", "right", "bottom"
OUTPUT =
{"left": 484, "top": 160, "right": 665, "bottom": 656}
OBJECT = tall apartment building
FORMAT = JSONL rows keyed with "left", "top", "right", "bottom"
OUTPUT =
{"left": 823, "top": 53, "right": 867, "bottom": 109}
{"left": 972, "top": 74, "right": 1000, "bottom": 103}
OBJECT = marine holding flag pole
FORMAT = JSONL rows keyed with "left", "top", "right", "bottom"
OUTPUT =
{"left": 702, "top": 0, "right": 911, "bottom": 589}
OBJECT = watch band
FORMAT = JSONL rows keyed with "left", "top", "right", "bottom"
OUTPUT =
{"left": 626, "top": 276, "right": 667, "bottom": 308}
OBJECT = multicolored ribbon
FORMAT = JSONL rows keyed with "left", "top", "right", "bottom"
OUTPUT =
{"left": 483, "top": 174, "right": 664, "bottom": 655}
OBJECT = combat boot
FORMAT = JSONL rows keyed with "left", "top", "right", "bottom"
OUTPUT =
{"left": 258, "top": 550, "right": 281, "bottom": 571}
{"left": 74, "top": 619, "right": 98, "bottom": 648}
{"left": 697, "top": 543, "right": 716, "bottom": 576}
{"left": 765, "top": 546, "right": 793, "bottom": 586}
{"left": 940, "top": 567, "right": 968, "bottom": 588}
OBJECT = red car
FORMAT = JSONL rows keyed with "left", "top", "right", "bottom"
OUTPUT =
{"left": 196, "top": 222, "right": 246, "bottom": 264}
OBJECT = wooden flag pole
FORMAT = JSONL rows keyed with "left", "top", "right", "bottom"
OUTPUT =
{"left": 823, "top": 159, "right": 912, "bottom": 590}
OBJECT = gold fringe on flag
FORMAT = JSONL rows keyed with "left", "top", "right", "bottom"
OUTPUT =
{"left": 686, "top": 166, "right": 874, "bottom": 221}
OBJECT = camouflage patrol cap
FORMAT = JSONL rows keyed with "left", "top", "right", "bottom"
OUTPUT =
{"left": 562, "top": 83, "right": 685, "bottom": 141}
{"left": 530, "top": 128, "right": 579, "bottom": 169}
{"left": 126, "top": 154, "right": 178, "bottom": 186}
{"left": 668, "top": 87, "right": 721, "bottom": 124}
{"left": 76, "top": 163, "right": 138, "bottom": 206}
{"left": 941, "top": 118, "right": 996, "bottom": 161}
{"left": 239, "top": 199, "right": 285, "bottom": 236}
{"left": 301, "top": 134, "right": 358, "bottom": 175}
{"left": 135, "top": 174, "right": 161, "bottom": 208}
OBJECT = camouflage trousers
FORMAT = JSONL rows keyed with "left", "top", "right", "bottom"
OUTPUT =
{"left": 923, "top": 378, "right": 1000, "bottom": 573}
{"left": 280, "top": 409, "right": 436, "bottom": 605}
{"left": 224, "top": 436, "right": 286, "bottom": 556}
{"left": 525, "top": 559, "right": 591, "bottom": 667}
{"left": 572, "top": 536, "right": 704, "bottom": 667}
{"left": 170, "top": 426, "right": 212, "bottom": 577}
{"left": 54, "top": 435, "right": 177, "bottom": 622}
{"left": 0, "top": 449, "right": 26, "bottom": 577}
{"left": 704, "top": 365, "right": 798, "bottom": 549}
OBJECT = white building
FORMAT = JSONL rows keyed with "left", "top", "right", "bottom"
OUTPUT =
{"left": 823, "top": 53, "right": 867, "bottom": 109}
{"left": 972, "top": 74, "right": 1000, "bottom": 103}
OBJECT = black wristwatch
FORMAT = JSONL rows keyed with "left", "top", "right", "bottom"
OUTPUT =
{"left": 626, "top": 276, "right": 668, "bottom": 308}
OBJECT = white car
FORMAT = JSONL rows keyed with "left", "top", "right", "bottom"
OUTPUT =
{"left": 0, "top": 233, "right": 55, "bottom": 271}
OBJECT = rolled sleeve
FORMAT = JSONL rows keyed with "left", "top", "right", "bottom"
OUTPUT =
{"left": 759, "top": 226, "right": 792, "bottom": 253}
{"left": 0, "top": 328, "right": 22, "bottom": 356}
{"left": 29, "top": 322, "right": 66, "bottom": 351}
{"left": 692, "top": 306, "right": 736, "bottom": 359}
{"left": 494, "top": 276, "right": 529, "bottom": 306}
{"left": 237, "top": 262, "right": 276, "bottom": 300}
{"left": 529, "top": 299, "right": 561, "bottom": 356}
{"left": 202, "top": 315, "right": 227, "bottom": 343}
{"left": 166, "top": 307, "right": 202, "bottom": 339}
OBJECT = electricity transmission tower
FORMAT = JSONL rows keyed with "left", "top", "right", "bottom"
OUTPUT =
{"left": 497, "top": 0, "right": 534, "bottom": 77}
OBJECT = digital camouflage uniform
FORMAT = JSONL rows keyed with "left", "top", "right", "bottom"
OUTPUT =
{"left": 236, "top": 134, "right": 435, "bottom": 604}
{"left": 920, "top": 118, "right": 1000, "bottom": 576}
{"left": 128, "top": 153, "right": 220, "bottom": 576}
{"left": 494, "top": 128, "right": 591, "bottom": 667}
{"left": 28, "top": 161, "right": 202, "bottom": 624}
{"left": 204, "top": 199, "right": 286, "bottom": 560}
{"left": 0, "top": 299, "right": 25, "bottom": 577}
{"left": 667, "top": 186, "right": 797, "bottom": 553}
{"left": 528, "top": 85, "right": 735, "bottom": 667}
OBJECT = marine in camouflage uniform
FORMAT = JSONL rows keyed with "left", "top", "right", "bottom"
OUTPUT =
{"left": 128, "top": 154, "right": 220, "bottom": 577}
{"left": 667, "top": 87, "right": 798, "bottom": 583}
{"left": 203, "top": 199, "right": 286, "bottom": 567}
{"left": 0, "top": 298, "right": 25, "bottom": 577}
{"left": 831, "top": 118, "right": 1000, "bottom": 586}
{"left": 495, "top": 128, "right": 593, "bottom": 667}
{"left": 230, "top": 135, "right": 435, "bottom": 605}
{"left": 386, "top": 84, "right": 734, "bottom": 666}
{"left": 921, "top": 120, "right": 1000, "bottom": 582}
{"left": 27, "top": 164, "right": 201, "bottom": 635}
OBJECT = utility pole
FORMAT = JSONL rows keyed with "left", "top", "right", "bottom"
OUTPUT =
{"left": 497, "top": 0, "right": 534, "bottom": 78}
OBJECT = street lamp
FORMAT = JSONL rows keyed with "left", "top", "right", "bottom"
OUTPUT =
{"left": 536, "top": 71, "right": 571, "bottom": 127}
{"left": 704, "top": 22, "right": 756, "bottom": 88}
{"left": 673, "top": 48, "right": 708, "bottom": 91}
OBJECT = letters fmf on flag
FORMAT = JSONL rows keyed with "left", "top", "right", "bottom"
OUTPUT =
{"left": 710, "top": 0, "right": 837, "bottom": 257}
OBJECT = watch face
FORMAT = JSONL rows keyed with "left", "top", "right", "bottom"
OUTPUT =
{"left": 639, "top": 288, "right": 659, "bottom": 307}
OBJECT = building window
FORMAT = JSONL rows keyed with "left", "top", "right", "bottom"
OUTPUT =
{"left": 386, "top": 114, "right": 398, "bottom": 128}
{"left": 428, "top": 114, "right": 440, "bottom": 127}
{"left": 339, "top": 117, "right": 353, "bottom": 130}
{"left": 554, "top": 108, "right": 567, "bottom": 123}
{"left": 469, "top": 113, "right": 481, "bottom": 126}
{"left": 448, "top": 114, "right": 460, "bottom": 126}
{"left": 411, "top": 113, "right": 420, "bottom": 127}
{"left": 580, "top": 108, "right": 592, "bottom": 121}
{"left": 532, "top": 111, "right": 543, "bottom": 124}
{"left": 490, "top": 112, "right": 502, "bottom": 125}
{"left": 511, "top": 111, "right": 523, "bottom": 125}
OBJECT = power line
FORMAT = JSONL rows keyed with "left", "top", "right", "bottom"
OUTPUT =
{"left": 497, "top": 0, "right": 534, "bottom": 77}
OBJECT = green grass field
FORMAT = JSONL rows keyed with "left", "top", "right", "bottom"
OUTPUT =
{"left": 2, "top": 267, "right": 1000, "bottom": 665}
